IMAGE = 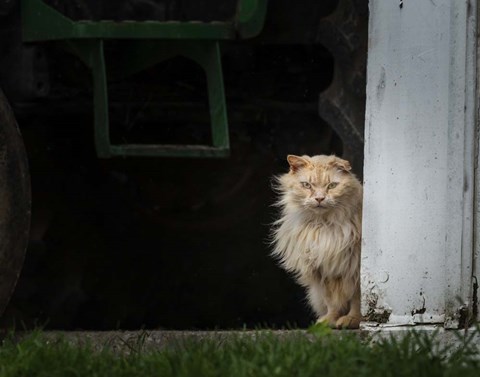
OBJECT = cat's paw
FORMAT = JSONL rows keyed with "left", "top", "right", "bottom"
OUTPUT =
{"left": 335, "top": 315, "right": 361, "bottom": 329}
{"left": 317, "top": 315, "right": 338, "bottom": 328}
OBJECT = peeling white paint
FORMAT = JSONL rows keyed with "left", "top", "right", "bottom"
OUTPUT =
{"left": 362, "top": 0, "right": 477, "bottom": 327}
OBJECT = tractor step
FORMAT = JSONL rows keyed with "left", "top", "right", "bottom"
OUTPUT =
{"left": 21, "top": 0, "right": 267, "bottom": 158}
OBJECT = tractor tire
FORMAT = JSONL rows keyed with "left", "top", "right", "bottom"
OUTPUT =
{"left": 318, "top": 0, "right": 368, "bottom": 177}
{"left": 0, "top": 88, "right": 31, "bottom": 318}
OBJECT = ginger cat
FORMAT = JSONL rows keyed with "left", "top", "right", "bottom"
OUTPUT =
{"left": 272, "top": 154, "right": 362, "bottom": 329}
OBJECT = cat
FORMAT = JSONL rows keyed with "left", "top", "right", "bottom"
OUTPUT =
{"left": 271, "top": 154, "right": 363, "bottom": 329}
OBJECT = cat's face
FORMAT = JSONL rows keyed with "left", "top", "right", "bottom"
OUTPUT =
{"left": 280, "top": 155, "right": 360, "bottom": 211}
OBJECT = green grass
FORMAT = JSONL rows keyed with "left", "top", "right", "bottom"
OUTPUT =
{"left": 0, "top": 327, "right": 479, "bottom": 377}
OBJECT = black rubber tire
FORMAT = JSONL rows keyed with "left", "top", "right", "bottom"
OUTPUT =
{"left": 0, "top": 89, "right": 31, "bottom": 318}
{"left": 318, "top": 0, "right": 368, "bottom": 177}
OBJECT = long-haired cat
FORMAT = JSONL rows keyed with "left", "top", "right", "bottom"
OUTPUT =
{"left": 271, "top": 154, "right": 362, "bottom": 329}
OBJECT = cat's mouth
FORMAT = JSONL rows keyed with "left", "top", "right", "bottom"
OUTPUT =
{"left": 314, "top": 200, "right": 337, "bottom": 210}
{"left": 304, "top": 200, "right": 332, "bottom": 210}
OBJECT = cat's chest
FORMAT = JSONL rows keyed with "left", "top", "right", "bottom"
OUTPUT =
{"left": 281, "top": 219, "right": 359, "bottom": 268}
{"left": 294, "top": 222, "right": 354, "bottom": 254}
{"left": 273, "top": 212, "right": 361, "bottom": 277}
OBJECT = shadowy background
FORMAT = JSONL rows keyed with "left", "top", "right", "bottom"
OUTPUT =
{"left": 0, "top": 0, "right": 366, "bottom": 330}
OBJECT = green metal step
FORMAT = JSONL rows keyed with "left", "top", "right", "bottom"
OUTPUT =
{"left": 22, "top": 0, "right": 267, "bottom": 41}
{"left": 21, "top": 0, "right": 268, "bottom": 158}
{"left": 23, "top": 1, "right": 236, "bottom": 41}
{"left": 26, "top": 19, "right": 235, "bottom": 41}
{"left": 110, "top": 144, "right": 230, "bottom": 158}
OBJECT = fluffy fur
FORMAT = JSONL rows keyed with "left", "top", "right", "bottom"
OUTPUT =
{"left": 271, "top": 154, "right": 363, "bottom": 329}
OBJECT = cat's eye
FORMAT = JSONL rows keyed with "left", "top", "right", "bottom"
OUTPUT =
{"left": 301, "top": 182, "right": 312, "bottom": 189}
{"left": 327, "top": 182, "right": 338, "bottom": 190}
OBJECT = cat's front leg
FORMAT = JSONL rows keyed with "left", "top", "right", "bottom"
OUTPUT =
{"left": 317, "top": 311, "right": 342, "bottom": 328}
{"left": 316, "top": 297, "right": 345, "bottom": 328}
{"left": 335, "top": 283, "right": 361, "bottom": 329}
{"left": 308, "top": 280, "right": 342, "bottom": 328}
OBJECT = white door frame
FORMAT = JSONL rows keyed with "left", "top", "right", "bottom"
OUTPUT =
{"left": 362, "top": 0, "right": 477, "bottom": 328}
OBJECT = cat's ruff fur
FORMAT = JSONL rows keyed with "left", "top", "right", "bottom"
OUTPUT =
{"left": 271, "top": 154, "right": 362, "bottom": 329}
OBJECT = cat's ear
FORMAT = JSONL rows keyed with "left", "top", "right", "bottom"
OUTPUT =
{"left": 287, "top": 155, "right": 310, "bottom": 173}
{"left": 332, "top": 158, "right": 352, "bottom": 173}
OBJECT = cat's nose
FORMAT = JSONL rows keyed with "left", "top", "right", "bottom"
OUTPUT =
{"left": 315, "top": 196, "right": 325, "bottom": 204}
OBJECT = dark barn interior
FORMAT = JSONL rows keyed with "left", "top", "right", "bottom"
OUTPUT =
{"left": 0, "top": 0, "right": 367, "bottom": 330}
